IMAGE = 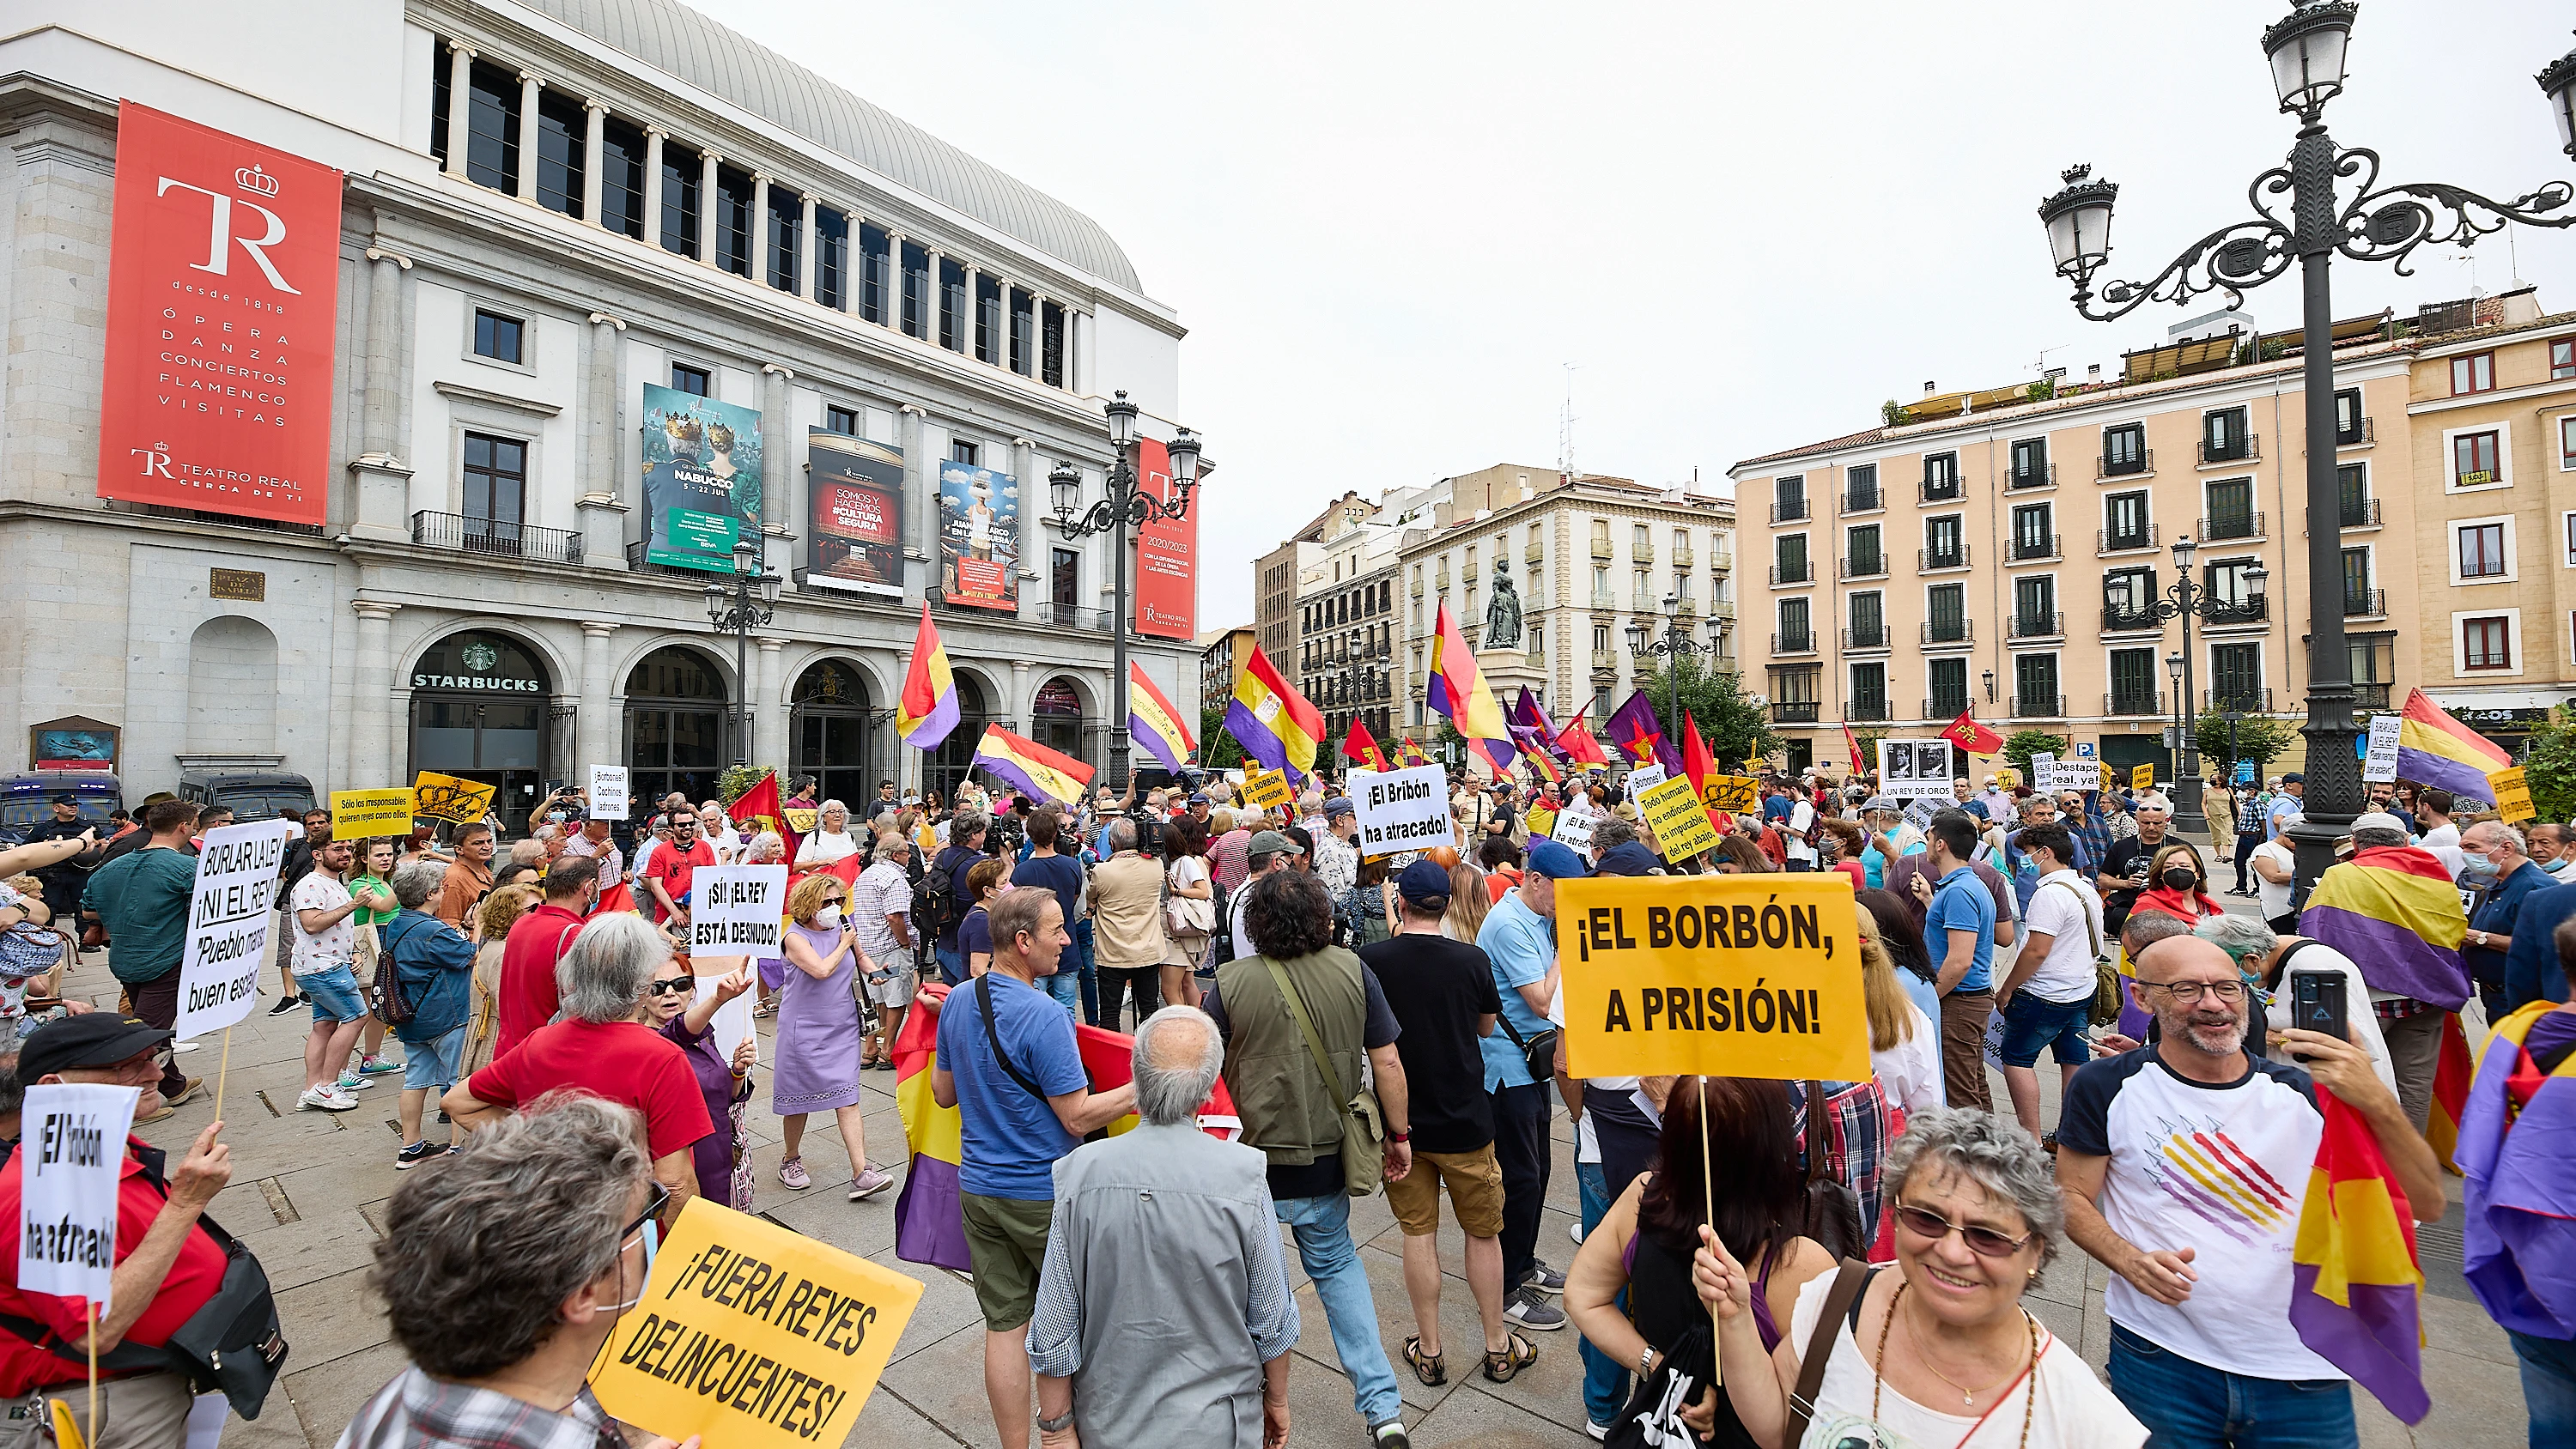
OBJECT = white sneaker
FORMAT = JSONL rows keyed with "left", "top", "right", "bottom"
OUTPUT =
{"left": 299, "top": 1084, "right": 357, "bottom": 1113}
{"left": 1570, "top": 1219, "right": 1585, "bottom": 1246}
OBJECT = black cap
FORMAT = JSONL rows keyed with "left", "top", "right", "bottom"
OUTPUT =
{"left": 20, "top": 1014, "right": 173, "bottom": 1084}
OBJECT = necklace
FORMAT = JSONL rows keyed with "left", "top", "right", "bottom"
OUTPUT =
{"left": 1898, "top": 1288, "right": 2024, "bottom": 1407}
{"left": 1871, "top": 1280, "right": 2039, "bottom": 1449}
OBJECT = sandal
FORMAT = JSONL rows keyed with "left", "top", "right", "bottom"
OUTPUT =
{"left": 1402, "top": 1335, "right": 1446, "bottom": 1387}
{"left": 1481, "top": 1332, "right": 1537, "bottom": 1384}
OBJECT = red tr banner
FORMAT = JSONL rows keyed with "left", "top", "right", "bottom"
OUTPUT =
{"left": 1133, "top": 438, "right": 1197, "bottom": 640}
{"left": 1941, "top": 709, "right": 2006, "bottom": 756}
{"left": 97, "top": 104, "right": 343, "bottom": 526}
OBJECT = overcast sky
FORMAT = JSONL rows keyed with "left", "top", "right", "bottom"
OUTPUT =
{"left": 702, "top": 0, "right": 2576, "bottom": 630}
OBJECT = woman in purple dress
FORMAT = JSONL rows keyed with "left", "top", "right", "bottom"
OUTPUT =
{"left": 640, "top": 947, "right": 756, "bottom": 1209}
{"left": 775, "top": 872, "right": 896, "bottom": 1201}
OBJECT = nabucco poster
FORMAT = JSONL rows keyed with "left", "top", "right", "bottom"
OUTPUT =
{"left": 937, "top": 459, "right": 1018, "bottom": 609}
{"left": 640, "top": 382, "right": 763, "bottom": 572}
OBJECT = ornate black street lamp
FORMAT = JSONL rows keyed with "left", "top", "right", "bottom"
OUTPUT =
{"left": 1625, "top": 595, "right": 1707, "bottom": 739}
{"left": 1048, "top": 391, "right": 1203, "bottom": 790}
{"left": 2037, "top": 5, "right": 2576, "bottom": 900}
{"left": 703, "top": 534, "right": 781, "bottom": 767}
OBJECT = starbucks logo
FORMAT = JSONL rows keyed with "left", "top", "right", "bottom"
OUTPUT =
{"left": 461, "top": 641, "right": 500, "bottom": 673}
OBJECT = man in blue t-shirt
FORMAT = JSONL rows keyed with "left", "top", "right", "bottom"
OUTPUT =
{"left": 933, "top": 888, "right": 1135, "bottom": 1449}
{"left": 1923, "top": 809, "right": 1998, "bottom": 1113}
{"left": 1477, "top": 839, "right": 1590, "bottom": 1331}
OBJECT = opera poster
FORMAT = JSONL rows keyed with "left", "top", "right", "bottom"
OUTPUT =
{"left": 937, "top": 459, "right": 1018, "bottom": 610}
{"left": 641, "top": 383, "right": 763, "bottom": 572}
{"left": 805, "top": 429, "right": 904, "bottom": 597}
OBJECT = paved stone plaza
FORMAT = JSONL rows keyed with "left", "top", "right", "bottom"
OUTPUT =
{"left": 71, "top": 933, "right": 2524, "bottom": 1449}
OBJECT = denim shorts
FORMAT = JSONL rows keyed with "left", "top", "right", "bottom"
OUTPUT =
{"left": 1997, "top": 988, "right": 2093, "bottom": 1069}
{"left": 298, "top": 965, "right": 368, "bottom": 1025}
{"left": 403, "top": 1024, "right": 467, "bottom": 1092}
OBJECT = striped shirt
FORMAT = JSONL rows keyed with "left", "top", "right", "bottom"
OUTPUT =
{"left": 337, "top": 1368, "right": 623, "bottom": 1449}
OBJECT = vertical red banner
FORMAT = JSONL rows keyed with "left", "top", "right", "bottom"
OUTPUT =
{"left": 95, "top": 103, "right": 343, "bottom": 526}
{"left": 1132, "top": 437, "right": 1197, "bottom": 639}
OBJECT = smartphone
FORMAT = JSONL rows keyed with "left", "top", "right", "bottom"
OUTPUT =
{"left": 2287, "top": 967, "right": 2348, "bottom": 1061}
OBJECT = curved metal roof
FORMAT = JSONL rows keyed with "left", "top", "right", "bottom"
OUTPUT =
{"left": 519, "top": 0, "right": 1141, "bottom": 292}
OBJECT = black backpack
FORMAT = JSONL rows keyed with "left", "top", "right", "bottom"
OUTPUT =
{"left": 1206, "top": 877, "right": 1234, "bottom": 963}
{"left": 916, "top": 847, "right": 969, "bottom": 938}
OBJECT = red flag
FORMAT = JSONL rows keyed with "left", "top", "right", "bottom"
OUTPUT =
{"left": 592, "top": 881, "right": 638, "bottom": 916}
{"left": 787, "top": 852, "right": 866, "bottom": 904}
{"left": 1843, "top": 722, "right": 1866, "bottom": 775}
{"left": 727, "top": 770, "right": 800, "bottom": 865}
{"left": 1939, "top": 709, "right": 2005, "bottom": 756}
{"left": 1557, "top": 702, "right": 1611, "bottom": 767}
{"left": 1682, "top": 714, "right": 1728, "bottom": 835}
{"left": 1341, "top": 717, "right": 1391, "bottom": 773}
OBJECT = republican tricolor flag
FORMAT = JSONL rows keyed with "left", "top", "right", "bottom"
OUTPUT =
{"left": 2395, "top": 688, "right": 2514, "bottom": 804}
{"left": 1426, "top": 602, "right": 1516, "bottom": 778}
{"left": 2289, "top": 1088, "right": 2430, "bottom": 1424}
{"left": 1225, "top": 645, "right": 1324, "bottom": 785}
{"left": 1127, "top": 662, "right": 1195, "bottom": 774}
{"left": 971, "top": 724, "right": 1096, "bottom": 809}
{"left": 897, "top": 603, "right": 962, "bottom": 749}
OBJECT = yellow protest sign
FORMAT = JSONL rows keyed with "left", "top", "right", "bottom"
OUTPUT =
{"left": 1636, "top": 775, "right": 1720, "bottom": 863}
{"left": 2099, "top": 762, "right": 2117, "bottom": 791}
{"left": 783, "top": 808, "right": 820, "bottom": 834}
{"left": 1556, "top": 875, "right": 1870, "bottom": 1081}
{"left": 1241, "top": 767, "right": 1294, "bottom": 810}
{"left": 2490, "top": 766, "right": 2536, "bottom": 822}
{"left": 330, "top": 789, "right": 415, "bottom": 840}
{"left": 1704, "top": 774, "right": 1760, "bottom": 813}
{"left": 590, "top": 1198, "right": 922, "bottom": 1449}
{"left": 410, "top": 771, "right": 496, "bottom": 824}
{"left": 2130, "top": 762, "right": 2157, "bottom": 790}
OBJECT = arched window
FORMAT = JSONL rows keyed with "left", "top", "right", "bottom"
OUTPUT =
{"left": 625, "top": 647, "right": 727, "bottom": 811}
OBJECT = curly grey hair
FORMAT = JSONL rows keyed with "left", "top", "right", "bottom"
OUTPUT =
{"left": 1591, "top": 816, "right": 1637, "bottom": 852}
{"left": 1882, "top": 1107, "right": 2063, "bottom": 1267}
{"left": 557, "top": 912, "right": 665, "bottom": 1023}
{"left": 951, "top": 808, "right": 989, "bottom": 843}
{"left": 391, "top": 858, "right": 449, "bottom": 911}
{"left": 2193, "top": 912, "right": 2277, "bottom": 963}
{"left": 872, "top": 830, "right": 913, "bottom": 864}
{"left": 1133, "top": 1007, "right": 1224, "bottom": 1127}
{"left": 371, "top": 1091, "right": 648, "bottom": 1379}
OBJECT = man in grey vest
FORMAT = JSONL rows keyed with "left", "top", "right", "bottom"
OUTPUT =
{"left": 1026, "top": 1007, "right": 1298, "bottom": 1448}
{"left": 1203, "top": 870, "right": 1415, "bottom": 1449}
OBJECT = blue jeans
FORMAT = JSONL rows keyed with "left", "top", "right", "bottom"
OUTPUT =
{"left": 1575, "top": 1161, "right": 1627, "bottom": 1428}
{"left": 1274, "top": 1193, "right": 1402, "bottom": 1429}
{"left": 1039, "top": 966, "right": 1080, "bottom": 1017}
{"left": 934, "top": 944, "right": 966, "bottom": 985}
{"left": 2513, "top": 1331, "right": 2576, "bottom": 1447}
{"left": 2107, "top": 1323, "right": 2355, "bottom": 1447}
{"left": 1074, "top": 920, "right": 1099, "bottom": 1025}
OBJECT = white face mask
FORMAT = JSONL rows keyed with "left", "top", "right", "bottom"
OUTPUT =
{"left": 815, "top": 906, "right": 843, "bottom": 930}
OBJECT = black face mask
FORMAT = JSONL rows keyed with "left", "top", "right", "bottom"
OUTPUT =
{"left": 2160, "top": 867, "right": 2199, "bottom": 893}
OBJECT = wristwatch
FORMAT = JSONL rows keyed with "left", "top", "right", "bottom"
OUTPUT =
{"left": 1388, "top": 1130, "right": 1410, "bottom": 1143}
{"left": 2472, "top": 930, "right": 2489, "bottom": 948}
{"left": 1036, "top": 1409, "right": 1077, "bottom": 1434}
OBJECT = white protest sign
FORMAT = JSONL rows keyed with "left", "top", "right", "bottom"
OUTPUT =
{"left": 2362, "top": 716, "right": 2402, "bottom": 784}
{"left": 17, "top": 1084, "right": 141, "bottom": 1307}
{"left": 689, "top": 865, "right": 787, "bottom": 960}
{"left": 1877, "top": 739, "right": 1956, "bottom": 800}
{"left": 1903, "top": 797, "right": 1941, "bottom": 831}
{"left": 1625, "top": 764, "right": 1668, "bottom": 802}
{"left": 1553, "top": 796, "right": 1598, "bottom": 853}
{"left": 694, "top": 974, "right": 758, "bottom": 1068}
{"left": 2031, "top": 754, "right": 2057, "bottom": 793}
{"left": 1349, "top": 765, "right": 1452, "bottom": 858}
{"left": 174, "top": 818, "right": 299, "bottom": 1041}
{"left": 589, "top": 765, "right": 631, "bottom": 822}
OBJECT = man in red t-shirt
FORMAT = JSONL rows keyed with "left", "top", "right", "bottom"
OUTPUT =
{"left": 0, "top": 1016, "right": 235, "bottom": 1434}
{"left": 493, "top": 857, "right": 601, "bottom": 1059}
{"left": 446, "top": 914, "right": 712, "bottom": 1224}
{"left": 641, "top": 814, "right": 715, "bottom": 925}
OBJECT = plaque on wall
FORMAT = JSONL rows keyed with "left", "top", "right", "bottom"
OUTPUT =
{"left": 208, "top": 568, "right": 266, "bottom": 602}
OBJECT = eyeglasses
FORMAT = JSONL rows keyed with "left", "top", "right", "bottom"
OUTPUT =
{"left": 646, "top": 978, "right": 693, "bottom": 997}
{"left": 1892, "top": 1203, "right": 2034, "bottom": 1258}
{"left": 622, "top": 1181, "right": 672, "bottom": 1243}
{"left": 2140, "top": 979, "right": 2248, "bottom": 1004}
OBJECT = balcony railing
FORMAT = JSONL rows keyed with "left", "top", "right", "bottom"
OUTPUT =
{"left": 1708, "top": 548, "right": 1733, "bottom": 572}
{"left": 418, "top": 510, "right": 582, "bottom": 563}
{"left": 1923, "top": 697, "right": 1971, "bottom": 719}
{"left": 1848, "top": 699, "right": 1893, "bottom": 721}
{"left": 2205, "top": 687, "right": 2274, "bottom": 712}
{"left": 2008, "top": 611, "right": 2065, "bottom": 640}
{"left": 1708, "top": 602, "right": 1736, "bottom": 621}
{"left": 1838, "top": 555, "right": 1887, "bottom": 579}
{"left": 1917, "top": 546, "right": 1970, "bottom": 572}
{"left": 2204, "top": 597, "right": 2269, "bottom": 627}
{"left": 2097, "top": 448, "right": 2153, "bottom": 479}
{"left": 1920, "top": 476, "right": 1963, "bottom": 504}
{"left": 1524, "top": 537, "right": 1546, "bottom": 562}
{"left": 2198, "top": 512, "right": 2264, "bottom": 541}
{"left": 1634, "top": 592, "right": 1660, "bottom": 613}
{"left": 1031, "top": 601, "right": 1115, "bottom": 634}
{"left": 1843, "top": 483, "right": 1882, "bottom": 513}
{"left": 1410, "top": 575, "right": 1424, "bottom": 596}
{"left": 2102, "top": 605, "right": 2163, "bottom": 632}
{"left": 2010, "top": 533, "right": 2060, "bottom": 562}
{"left": 2009, "top": 461, "right": 2057, "bottom": 490}
{"left": 1591, "top": 649, "right": 1616, "bottom": 670}
{"left": 1770, "top": 701, "right": 1821, "bottom": 724}
{"left": 1842, "top": 624, "right": 1891, "bottom": 651}
{"left": 1590, "top": 589, "right": 1617, "bottom": 609}
{"left": 1920, "top": 619, "right": 1973, "bottom": 645}
{"left": 1634, "top": 543, "right": 1656, "bottom": 563}
{"left": 1771, "top": 632, "right": 1818, "bottom": 655}
{"left": 1592, "top": 537, "right": 1615, "bottom": 559}
{"left": 2198, "top": 434, "right": 2261, "bottom": 465}
{"left": 1769, "top": 561, "right": 1813, "bottom": 585}
{"left": 2330, "top": 498, "right": 2383, "bottom": 529}
{"left": 2098, "top": 524, "right": 2160, "bottom": 555}
{"left": 2011, "top": 694, "right": 2068, "bottom": 719}
{"left": 2343, "top": 588, "right": 2386, "bottom": 616}
{"left": 1674, "top": 596, "right": 1698, "bottom": 615}
{"left": 2354, "top": 682, "right": 2391, "bottom": 709}
{"left": 2105, "top": 691, "right": 2165, "bottom": 717}
{"left": 2336, "top": 416, "right": 2376, "bottom": 448}
{"left": 1671, "top": 546, "right": 1694, "bottom": 568}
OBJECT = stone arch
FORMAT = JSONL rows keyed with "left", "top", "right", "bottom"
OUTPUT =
{"left": 187, "top": 615, "right": 278, "bottom": 756}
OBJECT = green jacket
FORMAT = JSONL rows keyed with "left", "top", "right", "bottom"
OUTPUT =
{"left": 1215, "top": 947, "right": 1369, "bottom": 1168}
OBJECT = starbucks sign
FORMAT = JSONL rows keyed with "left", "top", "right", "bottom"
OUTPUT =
{"left": 412, "top": 631, "right": 549, "bottom": 694}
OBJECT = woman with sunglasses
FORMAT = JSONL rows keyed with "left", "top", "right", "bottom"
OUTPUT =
{"left": 1695, "top": 1108, "right": 2142, "bottom": 1448}
{"left": 773, "top": 871, "right": 895, "bottom": 1201}
{"left": 640, "top": 945, "right": 757, "bottom": 1210}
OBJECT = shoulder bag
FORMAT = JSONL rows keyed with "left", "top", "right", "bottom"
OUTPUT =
{"left": 1796, "top": 1082, "right": 1866, "bottom": 1261}
{"left": 1493, "top": 1009, "right": 1562, "bottom": 1086}
{"left": 2032, "top": 878, "right": 2120, "bottom": 1028}
{"left": 1261, "top": 955, "right": 1386, "bottom": 1198}
{"left": 1165, "top": 858, "right": 1215, "bottom": 937}
{"left": 1782, "top": 1259, "right": 1874, "bottom": 1448}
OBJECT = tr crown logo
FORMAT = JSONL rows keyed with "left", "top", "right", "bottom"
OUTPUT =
{"left": 234, "top": 164, "right": 279, "bottom": 198}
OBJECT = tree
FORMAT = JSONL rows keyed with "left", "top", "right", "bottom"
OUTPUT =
{"left": 1627, "top": 655, "right": 1777, "bottom": 766}
{"left": 1850, "top": 728, "right": 1889, "bottom": 778}
{"left": 1199, "top": 701, "right": 1245, "bottom": 772}
{"left": 2523, "top": 706, "right": 2576, "bottom": 824}
{"left": 2192, "top": 709, "right": 2300, "bottom": 775}
{"left": 2001, "top": 730, "right": 2069, "bottom": 779}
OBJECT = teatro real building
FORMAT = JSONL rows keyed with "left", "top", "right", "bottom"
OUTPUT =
{"left": 0, "top": 0, "right": 1199, "bottom": 831}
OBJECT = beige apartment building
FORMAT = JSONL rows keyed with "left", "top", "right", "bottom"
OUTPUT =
{"left": 1394, "top": 464, "right": 1736, "bottom": 752}
{"left": 1729, "top": 315, "right": 2444, "bottom": 779}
